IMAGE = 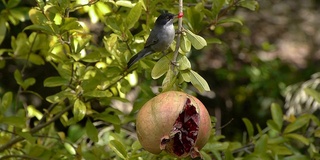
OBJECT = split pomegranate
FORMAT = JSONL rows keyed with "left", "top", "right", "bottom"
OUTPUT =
{"left": 136, "top": 91, "right": 212, "bottom": 158}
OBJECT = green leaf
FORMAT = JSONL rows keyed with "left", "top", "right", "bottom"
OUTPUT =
{"left": 255, "top": 135, "right": 268, "bottom": 154}
{"left": 180, "top": 70, "right": 191, "bottom": 82}
{"left": 242, "top": 118, "right": 254, "bottom": 138}
{"left": 0, "top": 17, "right": 6, "bottom": 45}
{"left": 283, "top": 155, "right": 309, "bottom": 160}
{"left": 268, "top": 144, "right": 292, "bottom": 155}
{"left": 304, "top": 87, "right": 320, "bottom": 103}
{"left": 270, "top": 103, "right": 283, "bottom": 130}
{"left": 186, "top": 29, "right": 207, "bottom": 50}
{"left": 23, "top": 77, "right": 36, "bottom": 90}
{"left": 206, "top": 38, "right": 222, "bottom": 44}
{"left": 85, "top": 119, "right": 99, "bottom": 142}
{"left": 115, "top": 1, "right": 135, "bottom": 8}
{"left": 109, "top": 140, "right": 127, "bottom": 159}
{"left": 1, "top": 92, "right": 13, "bottom": 112}
{"left": 239, "top": 0, "right": 259, "bottom": 11}
{"left": 151, "top": 55, "right": 170, "bottom": 79}
{"left": 16, "top": 130, "right": 36, "bottom": 143}
{"left": 284, "top": 114, "right": 310, "bottom": 134}
{"left": 267, "top": 120, "right": 280, "bottom": 132}
{"left": 14, "top": 69, "right": 23, "bottom": 86}
{"left": 83, "top": 90, "right": 113, "bottom": 98}
{"left": 64, "top": 143, "right": 76, "bottom": 155}
{"left": 96, "top": 114, "right": 121, "bottom": 125}
{"left": 126, "top": 2, "right": 141, "bottom": 29}
{"left": 44, "top": 76, "right": 69, "bottom": 87}
{"left": 218, "top": 17, "right": 243, "bottom": 26}
{"left": 190, "top": 70, "right": 210, "bottom": 92}
{"left": 162, "top": 69, "right": 177, "bottom": 92}
{"left": 0, "top": 116, "right": 26, "bottom": 128}
{"left": 24, "top": 24, "right": 54, "bottom": 34}
{"left": 178, "top": 55, "right": 191, "bottom": 70}
{"left": 180, "top": 36, "right": 191, "bottom": 53}
{"left": 73, "top": 99, "right": 86, "bottom": 121}
{"left": 284, "top": 133, "right": 309, "bottom": 145}
{"left": 212, "top": 0, "right": 225, "bottom": 18}
{"left": 7, "top": 0, "right": 20, "bottom": 9}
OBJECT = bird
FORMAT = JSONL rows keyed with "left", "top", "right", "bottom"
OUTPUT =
{"left": 127, "top": 12, "right": 176, "bottom": 68}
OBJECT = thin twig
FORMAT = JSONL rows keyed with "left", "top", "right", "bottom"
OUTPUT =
{"left": 172, "top": 0, "right": 183, "bottom": 71}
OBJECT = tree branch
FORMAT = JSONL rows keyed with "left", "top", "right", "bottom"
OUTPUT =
{"left": 172, "top": 0, "right": 183, "bottom": 67}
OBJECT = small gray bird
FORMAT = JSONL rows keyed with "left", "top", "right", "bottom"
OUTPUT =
{"left": 127, "top": 13, "right": 175, "bottom": 68}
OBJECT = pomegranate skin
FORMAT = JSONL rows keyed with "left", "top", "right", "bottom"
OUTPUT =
{"left": 136, "top": 91, "right": 212, "bottom": 158}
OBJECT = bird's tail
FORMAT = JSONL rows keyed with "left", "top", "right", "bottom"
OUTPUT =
{"left": 127, "top": 48, "right": 153, "bottom": 68}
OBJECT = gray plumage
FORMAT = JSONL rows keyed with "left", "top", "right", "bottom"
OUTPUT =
{"left": 127, "top": 13, "right": 175, "bottom": 68}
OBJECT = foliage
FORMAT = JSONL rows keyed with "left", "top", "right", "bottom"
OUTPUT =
{"left": 0, "top": 0, "right": 319, "bottom": 159}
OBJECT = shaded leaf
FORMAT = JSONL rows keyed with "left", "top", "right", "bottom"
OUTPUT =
{"left": 85, "top": 119, "right": 99, "bottom": 142}
{"left": 304, "top": 87, "right": 320, "bottom": 103}
{"left": 271, "top": 103, "right": 283, "bottom": 130}
{"left": 239, "top": 0, "right": 259, "bottom": 11}
{"left": 284, "top": 133, "right": 309, "bottom": 145}
{"left": 190, "top": 70, "right": 210, "bottom": 92}
{"left": 218, "top": 17, "right": 243, "bottom": 26}
{"left": 255, "top": 135, "right": 268, "bottom": 154}
{"left": 284, "top": 114, "right": 310, "bottom": 134}
{"left": 212, "top": 0, "right": 225, "bottom": 18}
{"left": 1, "top": 92, "right": 13, "bottom": 112}
{"left": 0, "top": 17, "right": 6, "bottom": 45}
{"left": 242, "top": 118, "right": 254, "bottom": 138}
{"left": 0, "top": 116, "right": 26, "bottom": 128}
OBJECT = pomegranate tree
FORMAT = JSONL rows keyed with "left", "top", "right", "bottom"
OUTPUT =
{"left": 136, "top": 91, "right": 212, "bottom": 158}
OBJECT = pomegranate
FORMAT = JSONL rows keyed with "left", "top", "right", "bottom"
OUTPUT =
{"left": 136, "top": 91, "right": 212, "bottom": 158}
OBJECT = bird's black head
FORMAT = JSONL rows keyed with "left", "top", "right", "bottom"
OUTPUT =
{"left": 155, "top": 13, "right": 175, "bottom": 26}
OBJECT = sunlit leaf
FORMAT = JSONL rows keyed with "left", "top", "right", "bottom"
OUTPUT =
{"left": 151, "top": 56, "right": 170, "bottom": 79}
{"left": 180, "top": 70, "right": 191, "bottom": 82}
{"left": 180, "top": 36, "right": 191, "bottom": 53}
{"left": 64, "top": 143, "right": 76, "bottom": 155}
{"left": 115, "top": 1, "right": 135, "bottom": 8}
{"left": 190, "top": 70, "right": 210, "bottom": 92}
{"left": 126, "top": 2, "right": 141, "bottom": 29}
{"left": 109, "top": 140, "right": 127, "bottom": 159}
{"left": 83, "top": 90, "right": 113, "bottom": 97}
{"left": 44, "top": 76, "right": 69, "bottom": 87}
{"left": 186, "top": 29, "right": 207, "bottom": 50}
{"left": 73, "top": 99, "right": 86, "bottom": 121}
{"left": 178, "top": 55, "right": 191, "bottom": 70}
{"left": 162, "top": 69, "right": 177, "bottom": 92}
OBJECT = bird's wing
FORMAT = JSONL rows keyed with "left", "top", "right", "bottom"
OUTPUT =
{"left": 144, "top": 28, "right": 159, "bottom": 48}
